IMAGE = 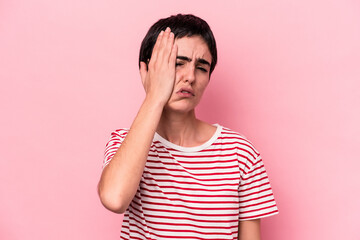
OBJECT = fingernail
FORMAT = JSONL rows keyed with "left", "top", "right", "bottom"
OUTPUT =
{"left": 159, "top": 30, "right": 164, "bottom": 35}
{"left": 166, "top": 27, "right": 170, "bottom": 32}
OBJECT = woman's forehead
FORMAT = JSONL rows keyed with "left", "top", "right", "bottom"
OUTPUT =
{"left": 175, "top": 36, "right": 212, "bottom": 62}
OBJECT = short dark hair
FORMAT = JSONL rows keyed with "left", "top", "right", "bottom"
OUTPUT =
{"left": 139, "top": 14, "right": 217, "bottom": 75}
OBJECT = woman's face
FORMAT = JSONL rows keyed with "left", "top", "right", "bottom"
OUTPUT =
{"left": 164, "top": 35, "right": 212, "bottom": 114}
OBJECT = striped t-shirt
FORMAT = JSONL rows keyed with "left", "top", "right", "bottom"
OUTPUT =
{"left": 103, "top": 124, "right": 278, "bottom": 239}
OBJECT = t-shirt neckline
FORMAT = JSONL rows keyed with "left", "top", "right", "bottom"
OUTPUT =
{"left": 153, "top": 123, "right": 222, "bottom": 152}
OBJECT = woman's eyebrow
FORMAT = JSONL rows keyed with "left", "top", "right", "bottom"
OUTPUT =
{"left": 197, "top": 58, "right": 210, "bottom": 66}
{"left": 176, "top": 56, "right": 211, "bottom": 66}
{"left": 176, "top": 56, "right": 191, "bottom": 62}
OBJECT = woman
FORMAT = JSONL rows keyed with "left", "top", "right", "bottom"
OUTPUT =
{"left": 98, "top": 14, "right": 278, "bottom": 240}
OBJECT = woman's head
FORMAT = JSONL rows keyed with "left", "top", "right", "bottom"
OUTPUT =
{"left": 139, "top": 14, "right": 217, "bottom": 76}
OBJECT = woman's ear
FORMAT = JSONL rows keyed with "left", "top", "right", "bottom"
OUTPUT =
{"left": 139, "top": 61, "right": 147, "bottom": 87}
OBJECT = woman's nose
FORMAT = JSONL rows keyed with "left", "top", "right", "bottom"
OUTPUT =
{"left": 183, "top": 66, "right": 196, "bottom": 84}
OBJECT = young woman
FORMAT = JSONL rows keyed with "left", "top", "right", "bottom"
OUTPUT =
{"left": 98, "top": 14, "right": 278, "bottom": 240}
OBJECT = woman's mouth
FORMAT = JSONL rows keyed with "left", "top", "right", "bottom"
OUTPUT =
{"left": 177, "top": 88, "right": 195, "bottom": 97}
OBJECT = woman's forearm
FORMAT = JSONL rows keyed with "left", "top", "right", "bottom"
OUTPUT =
{"left": 98, "top": 97, "right": 163, "bottom": 213}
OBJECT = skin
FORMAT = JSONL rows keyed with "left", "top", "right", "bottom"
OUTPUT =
{"left": 97, "top": 27, "right": 261, "bottom": 240}
{"left": 238, "top": 219, "right": 261, "bottom": 240}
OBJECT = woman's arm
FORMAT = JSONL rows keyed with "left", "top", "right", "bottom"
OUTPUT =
{"left": 98, "top": 99, "right": 163, "bottom": 213}
{"left": 97, "top": 27, "right": 177, "bottom": 214}
{"left": 238, "top": 219, "right": 261, "bottom": 240}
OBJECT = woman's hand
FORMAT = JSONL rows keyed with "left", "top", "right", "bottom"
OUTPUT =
{"left": 139, "top": 27, "right": 178, "bottom": 106}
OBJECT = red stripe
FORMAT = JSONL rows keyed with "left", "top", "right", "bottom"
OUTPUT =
{"left": 241, "top": 170, "right": 267, "bottom": 181}
{"left": 149, "top": 230, "right": 237, "bottom": 240}
{"left": 145, "top": 167, "right": 240, "bottom": 177}
{"left": 148, "top": 155, "right": 248, "bottom": 170}
{"left": 142, "top": 176, "right": 239, "bottom": 187}
{"left": 213, "top": 142, "right": 259, "bottom": 158}
{"left": 172, "top": 152, "right": 237, "bottom": 158}
{"left": 247, "top": 163, "right": 265, "bottom": 175}
{"left": 140, "top": 193, "right": 239, "bottom": 205}
{"left": 239, "top": 187, "right": 272, "bottom": 198}
{"left": 239, "top": 193, "right": 274, "bottom": 204}
{"left": 140, "top": 186, "right": 239, "bottom": 198}
{"left": 146, "top": 224, "right": 236, "bottom": 236}
{"left": 140, "top": 199, "right": 240, "bottom": 211}
{"left": 142, "top": 212, "right": 238, "bottom": 223}
{"left": 152, "top": 145, "right": 257, "bottom": 162}
{"left": 239, "top": 182, "right": 270, "bottom": 193}
{"left": 127, "top": 220, "right": 148, "bottom": 238}
{"left": 240, "top": 176, "right": 268, "bottom": 187}
{"left": 143, "top": 170, "right": 240, "bottom": 181}
{"left": 240, "top": 199, "right": 276, "bottom": 209}
{"left": 143, "top": 183, "right": 238, "bottom": 192}
{"left": 218, "top": 133, "right": 259, "bottom": 153}
{"left": 144, "top": 218, "right": 238, "bottom": 229}
{"left": 141, "top": 206, "right": 239, "bottom": 217}
{"left": 146, "top": 162, "right": 239, "bottom": 171}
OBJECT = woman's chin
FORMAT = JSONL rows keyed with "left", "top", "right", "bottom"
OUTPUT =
{"left": 163, "top": 101, "right": 197, "bottom": 114}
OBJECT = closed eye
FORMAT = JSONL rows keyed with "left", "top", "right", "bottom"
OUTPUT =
{"left": 176, "top": 62, "right": 208, "bottom": 73}
{"left": 197, "top": 67, "right": 208, "bottom": 73}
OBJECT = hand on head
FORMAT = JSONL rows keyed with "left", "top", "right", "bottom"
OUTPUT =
{"left": 139, "top": 27, "right": 178, "bottom": 106}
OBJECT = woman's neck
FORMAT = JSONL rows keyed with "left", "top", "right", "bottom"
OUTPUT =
{"left": 156, "top": 109, "right": 215, "bottom": 147}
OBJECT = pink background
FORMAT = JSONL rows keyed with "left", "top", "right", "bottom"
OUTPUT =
{"left": 1, "top": 0, "right": 359, "bottom": 239}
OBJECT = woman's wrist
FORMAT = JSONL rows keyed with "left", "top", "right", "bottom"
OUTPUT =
{"left": 143, "top": 94, "right": 167, "bottom": 110}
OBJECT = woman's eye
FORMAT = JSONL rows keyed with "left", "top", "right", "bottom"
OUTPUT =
{"left": 175, "top": 62, "right": 183, "bottom": 67}
{"left": 197, "top": 67, "right": 208, "bottom": 73}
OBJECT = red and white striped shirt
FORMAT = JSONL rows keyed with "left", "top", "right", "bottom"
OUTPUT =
{"left": 103, "top": 124, "right": 278, "bottom": 239}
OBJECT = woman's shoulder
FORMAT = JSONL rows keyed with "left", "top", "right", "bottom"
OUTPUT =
{"left": 218, "top": 124, "right": 260, "bottom": 157}
{"left": 108, "top": 128, "right": 130, "bottom": 139}
{"left": 218, "top": 124, "right": 247, "bottom": 140}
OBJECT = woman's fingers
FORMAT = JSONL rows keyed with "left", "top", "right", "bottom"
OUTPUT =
{"left": 150, "top": 27, "right": 174, "bottom": 67}
{"left": 149, "top": 30, "right": 164, "bottom": 64}
{"left": 157, "top": 27, "right": 172, "bottom": 63}
{"left": 169, "top": 43, "right": 178, "bottom": 68}
{"left": 166, "top": 32, "right": 175, "bottom": 62}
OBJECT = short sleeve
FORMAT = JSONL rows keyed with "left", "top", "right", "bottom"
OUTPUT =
{"left": 238, "top": 155, "right": 279, "bottom": 220}
{"left": 103, "top": 129, "right": 128, "bottom": 169}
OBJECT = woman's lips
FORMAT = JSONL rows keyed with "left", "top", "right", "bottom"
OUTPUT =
{"left": 177, "top": 88, "right": 195, "bottom": 97}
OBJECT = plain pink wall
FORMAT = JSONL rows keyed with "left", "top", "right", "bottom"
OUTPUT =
{"left": 1, "top": 0, "right": 359, "bottom": 239}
